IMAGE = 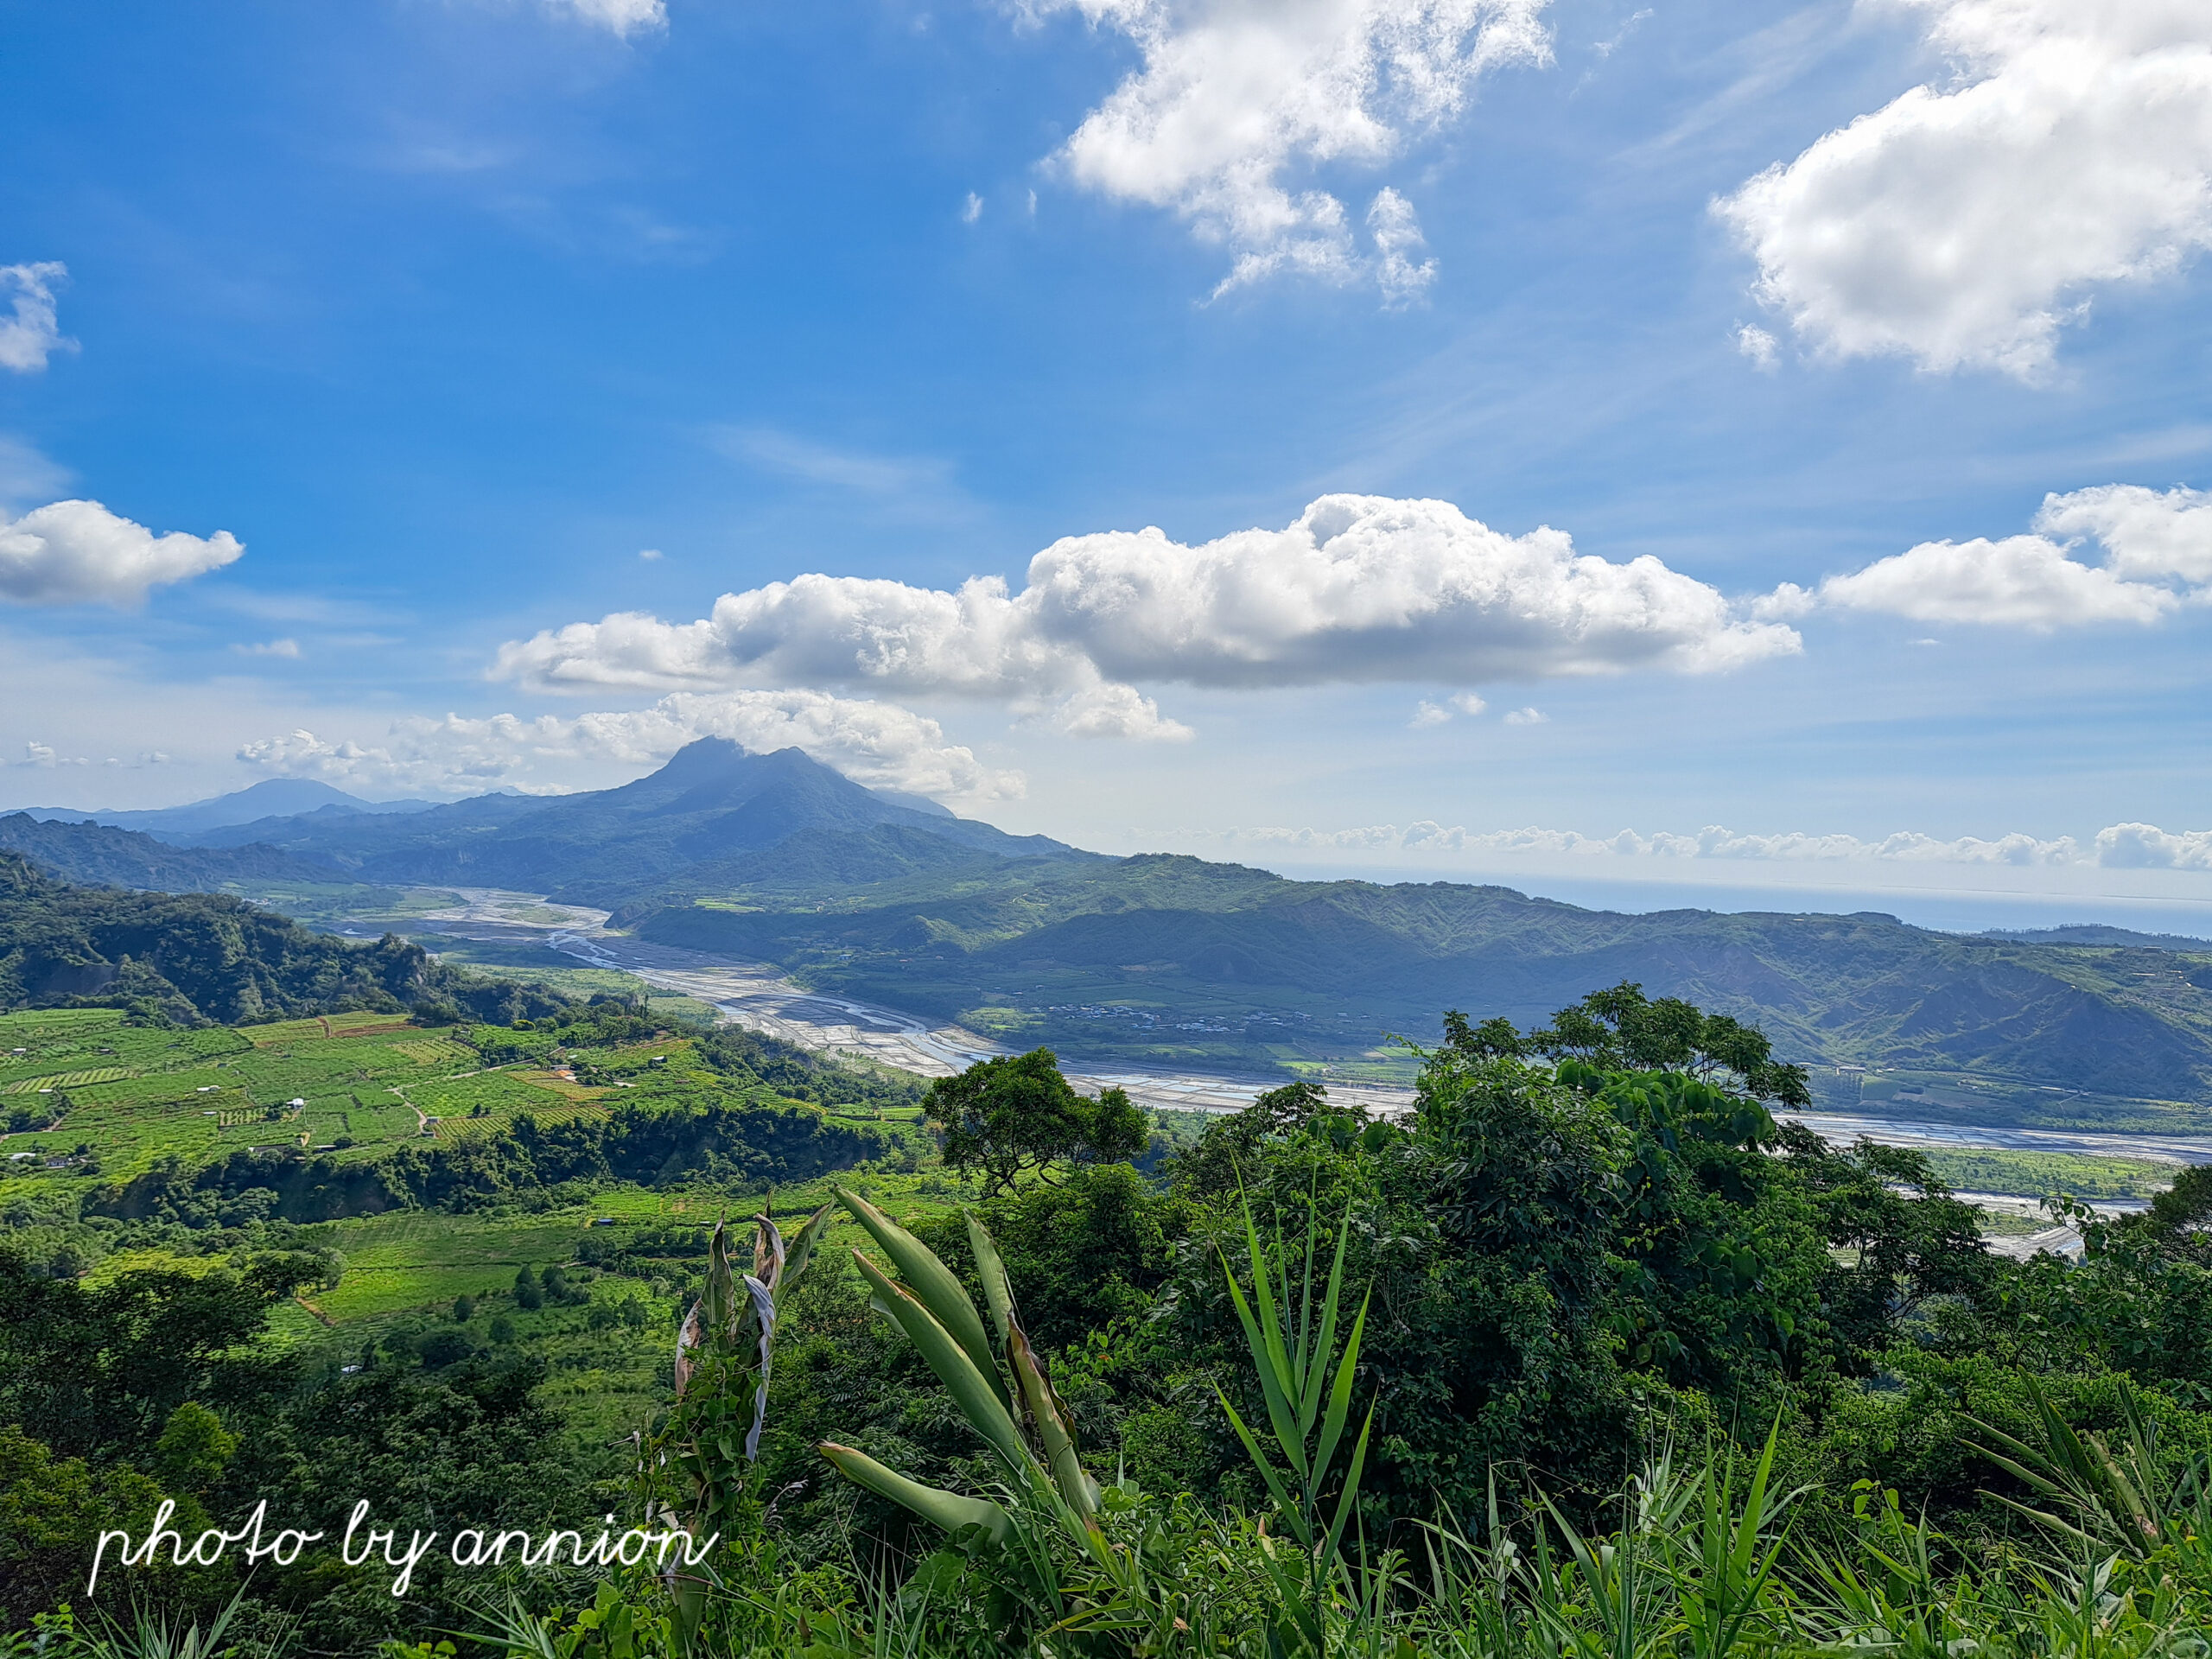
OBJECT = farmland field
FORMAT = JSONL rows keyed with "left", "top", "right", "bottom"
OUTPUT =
{"left": 0, "top": 1007, "right": 652, "bottom": 1191}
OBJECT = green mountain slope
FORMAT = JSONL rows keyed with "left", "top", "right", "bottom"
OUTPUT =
{"left": 0, "top": 852, "right": 572, "bottom": 1026}
{"left": 0, "top": 812, "right": 340, "bottom": 893}
{"left": 185, "top": 741, "right": 1084, "bottom": 893}
{"left": 630, "top": 855, "right": 2212, "bottom": 1105}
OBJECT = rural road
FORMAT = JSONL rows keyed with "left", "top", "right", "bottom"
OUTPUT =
{"left": 408, "top": 890, "right": 2212, "bottom": 1174}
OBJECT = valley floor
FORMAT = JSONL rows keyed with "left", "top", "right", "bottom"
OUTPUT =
{"left": 395, "top": 891, "right": 2212, "bottom": 1215}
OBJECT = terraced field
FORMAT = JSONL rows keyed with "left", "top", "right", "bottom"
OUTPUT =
{"left": 0, "top": 1007, "right": 613, "bottom": 1187}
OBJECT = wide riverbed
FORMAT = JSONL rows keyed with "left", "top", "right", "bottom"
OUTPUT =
{"left": 405, "top": 891, "right": 2212, "bottom": 1173}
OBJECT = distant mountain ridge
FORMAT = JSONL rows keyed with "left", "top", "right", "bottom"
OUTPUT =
{"left": 151, "top": 741, "right": 1087, "bottom": 894}
{"left": 0, "top": 813, "right": 341, "bottom": 893}
{"left": 16, "top": 742, "right": 2212, "bottom": 1111}
{"left": 14, "top": 778, "right": 435, "bottom": 839}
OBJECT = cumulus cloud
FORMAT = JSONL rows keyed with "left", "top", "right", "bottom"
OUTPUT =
{"left": 2036, "top": 482, "right": 2212, "bottom": 583}
{"left": 0, "top": 499, "right": 243, "bottom": 606}
{"left": 1411, "top": 690, "right": 1489, "bottom": 727}
{"left": 0, "top": 264, "right": 73, "bottom": 374}
{"left": 237, "top": 689, "right": 1025, "bottom": 803}
{"left": 493, "top": 493, "right": 1798, "bottom": 738}
{"left": 1034, "top": 0, "right": 1551, "bottom": 297}
{"left": 1803, "top": 482, "right": 2212, "bottom": 628}
{"left": 1166, "top": 817, "right": 2212, "bottom": 874}
{"left": 1821, "top": 535, "right": 2177, "bottom": 628}
{"left": 1716, "top": 0, "right": 2212, "bottom": 376}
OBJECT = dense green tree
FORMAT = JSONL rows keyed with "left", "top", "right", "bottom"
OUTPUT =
{"left": 1452, "top": 980, "right": 1814, "bottom": 1106}
{"left": 926, "top": 1047, "right": 1149, "bottom": 1195}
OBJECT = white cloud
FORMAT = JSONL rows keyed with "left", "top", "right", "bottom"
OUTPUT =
{"left": 1820, "top": 535, "right": 2177, "bottom": 629}
{"left": 493, "top": 493, "right": 1797, "bottom": 739}
{"left": 1164, "top": 816, "right": 2212, "bottom": 874}
{"left": 0, "top": 499, "right": 243, "bottom": 607}
{"left": 0, "top": 264, "right": 74, "bottom": 374}
{"left": 2034, "top": 482, "right": 2212, "bottom": 583}
{"left": 1804, "top": 482, "right": 2212, "bottom": 628}
{"left": 1367, "top": 187, "right": 1437, "bottom": 304}
{"left": 233, "top": 638, "right": 302, "bottom": 658}
{"left": 1035, "top": 0, "right": 1551, "bottom": 298}
{"left": 1502, "top": 704, "right": 1546, "bottom": 723}
{"left": 963, "top": 192, "right": 985, "bottom": 225}
{"left": 17, "top": 741, "right": 88, "bottom": 769}
{"left": 1716, "top": 0, "right": 2212, "bottom": 376}
{"left": 1449, "top": 690, "right": 1487, "bottom": 714}
{"left": 638, "top": 547, "right": 664, "bottom": 562}
{"left": 237, "top": 689, "right": 1025, "bottom": 804}
{"left": 1409, "top": 699, "right": 1451, "bottom": 727}
{"left": 549, "top": 0, "right": 664, "bottom": 35}
{"left": 1735, "top": 323, "right": 1777, "bottom": 369}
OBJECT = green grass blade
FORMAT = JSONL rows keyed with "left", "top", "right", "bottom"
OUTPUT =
{"left": 1321, "top": 1402, "right": 1376, "bottom": 1571}
{"left": 1221, "top": 1252, "right": 1309, "bottom": 1480}
{"left": 1313, "top": 1288, "right": 1370, "bottom": 1484}
{"left": 1215, "top": 1385, "right": 1314, "bottom": 1549}
{"left": 1300, "top": 1212, "right": 1353, "bottom": 1438}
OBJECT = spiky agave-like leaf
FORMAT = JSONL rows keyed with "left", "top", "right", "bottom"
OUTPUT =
{"left": 780, "top": 1201, "right": 835, "bottom": 1294}
{"left": 818, "top": 1442, "right": 1014, "bottom": 1548}
{"left": 850, "top": 1249, "right": 1038, "bottom": 1484}
{"left": 1007, "top": 1313, "right": 1096, "bottom": 1520}
{"left": 968, "top": 1210, "right": 1017, "bottom": 1351}
{"left": 836, "top": 1187, "right": 1007, "bottom": 1408}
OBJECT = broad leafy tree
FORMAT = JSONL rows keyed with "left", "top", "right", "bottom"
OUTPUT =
{"left": 926, "top": 1047, "right": 1148, "bottom": 1195}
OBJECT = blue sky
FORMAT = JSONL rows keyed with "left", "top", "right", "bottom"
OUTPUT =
{"left": 5, "top": 0, "right": 2212, "bottom": 919}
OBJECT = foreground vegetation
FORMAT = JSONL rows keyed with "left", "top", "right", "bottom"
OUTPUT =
{"left": 1, "top": 977, "right": 2208, "bottom": 1656}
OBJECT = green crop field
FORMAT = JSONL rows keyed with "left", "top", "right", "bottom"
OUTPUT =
{"left": 1917, "top": 1146, "right": 2181, "bottom": 1202}
{"left": 0, "top": 1007, "right": 647, "bottom": 1195}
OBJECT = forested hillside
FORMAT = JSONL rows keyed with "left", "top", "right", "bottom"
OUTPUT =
{"left": 0, "top": 812, "right": 338, "bottom": 894}
{"left": 0, "top": 852, "right": 568, "bottom": 1026}
{"left": 635, "top": 853, "right": 2212, "bottom": 1103}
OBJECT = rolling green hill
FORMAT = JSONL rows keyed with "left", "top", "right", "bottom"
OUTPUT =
{"left": 629, "top": 854, "right": 2212, "bottom": 1109}
{"left": 0, "top": 811, "right": 342, "bottom": 893}
{"left": 0, "top": 852, "right": 573, "bottom": 1027}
